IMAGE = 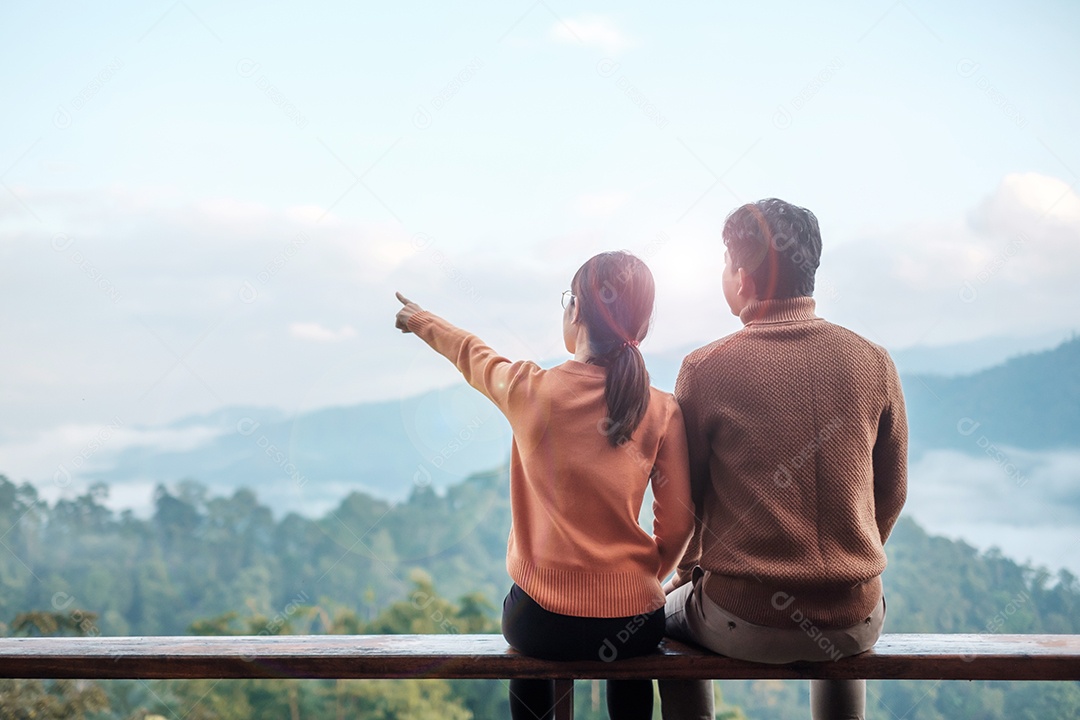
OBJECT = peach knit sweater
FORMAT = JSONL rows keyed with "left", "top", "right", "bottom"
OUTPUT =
{"left": 408, "top": 310, "right": 694, "bottom": 618}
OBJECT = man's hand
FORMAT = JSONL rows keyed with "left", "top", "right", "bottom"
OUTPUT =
{"left": 395, "top": 292, "right": 423, "bottom": 333}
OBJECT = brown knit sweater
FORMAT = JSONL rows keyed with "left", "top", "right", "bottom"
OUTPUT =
{"left": 408, "top": 310, "right": 695, "bottom": 618}
{"left": 674, "top": 297, "right": 907, "bottom": 629}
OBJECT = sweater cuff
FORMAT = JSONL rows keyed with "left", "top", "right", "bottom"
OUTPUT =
{"left": 673, "top": 564, "right": 695, "bottom": 590}
{"left": 406, "top": 309, "right": 437, "bottom": 335}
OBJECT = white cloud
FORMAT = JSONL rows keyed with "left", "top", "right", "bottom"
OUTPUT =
{"left": 818, "top": 172, "right": 1080, "bottom": 349}
{"left": 905, "top": 448, "right": 1080, "bottom": 575}
{"left": 549, "top": 15, "right": 634, "bottom": 56}
{"left": 0, "top": 186, "right": 417, "bottom": 434}
{"left": 0, "top": 421, "right": 228, "bottom": 485}
{"left": 3, "top": 173, "right": 1078, "bottom": 446}
{"left": 972, "top": 172, "right": 1080, "bottom": 228}
{"left": 289, "top": 322, "right": 358, "bottom": 342}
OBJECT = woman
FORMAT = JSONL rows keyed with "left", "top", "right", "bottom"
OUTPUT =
{"left": 395, "top": 251, "right": 693, "bottom": 720}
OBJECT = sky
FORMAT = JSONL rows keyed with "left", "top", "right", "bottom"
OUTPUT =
{"left": 2, "top": 0, "right": 1079, "bottom": 447}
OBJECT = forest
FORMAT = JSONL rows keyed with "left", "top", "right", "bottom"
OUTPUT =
{"left": 1, "top": 469, "right": 1078, "bottom": 719}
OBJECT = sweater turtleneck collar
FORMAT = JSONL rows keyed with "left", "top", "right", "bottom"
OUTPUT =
{"left": 739, "top": 296, "right": 818, "bottom": 326}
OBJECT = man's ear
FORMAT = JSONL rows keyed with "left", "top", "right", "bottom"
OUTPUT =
{"left": 737, "top": 267, "right": 757, "bottom": 300}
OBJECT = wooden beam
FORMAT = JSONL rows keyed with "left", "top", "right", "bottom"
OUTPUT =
{"left": 553, "top": 678, "right": 574, "bottom": 720}
{"left": 0, "top": 634, "right": 1077, "bottom": 682}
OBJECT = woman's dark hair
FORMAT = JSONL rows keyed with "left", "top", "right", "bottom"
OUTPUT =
{"left": 571, "top": 251, "right": 655, "bottom": 447}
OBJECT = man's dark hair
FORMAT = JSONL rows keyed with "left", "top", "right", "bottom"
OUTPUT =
{"left": 723, "top": 198, "right": 822, "bottom": 300}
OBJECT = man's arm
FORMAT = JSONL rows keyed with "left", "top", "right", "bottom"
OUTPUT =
{"left": 873, "top": 354, "right": 908, "bottom": 543}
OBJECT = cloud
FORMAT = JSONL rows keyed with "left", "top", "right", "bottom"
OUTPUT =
{"left": 0, "top": 420, "right": 228, "bottom": 486}
{"left": 549, "top": 15, "right": 634, "bottom": 56}
{"left": 3, "top": 172, "right": 1078, "bottom": 450}
{"left": 289, "top": 322, "right": 357, "bottom": 342}
{"left": 971, "top": 172, "right": 1080, "bottom": 229}
{"left": 904, "top": 447, "right": 1080, "bottom": 575}
{"left": 0, "top": 186, "right": 418, "bottom": 435}
{"left": 818, "top": 172, "right": 1080, "bottom": 349}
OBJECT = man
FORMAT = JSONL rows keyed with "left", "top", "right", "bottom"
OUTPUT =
{"left": 659, "top": 198, "right": 908, "bottom": 720}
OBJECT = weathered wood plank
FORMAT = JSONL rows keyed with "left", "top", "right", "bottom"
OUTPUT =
{"left": 0, "top": 634, "right": 1077, "bottom": 681}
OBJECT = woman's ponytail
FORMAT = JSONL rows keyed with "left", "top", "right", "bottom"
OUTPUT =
{"left": 571, "top": 252, "right": 655, "bottom": 447}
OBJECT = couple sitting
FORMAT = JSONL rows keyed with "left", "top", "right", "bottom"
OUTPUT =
{"left": 395, "top": 198, "right": 908, "bottom": 720}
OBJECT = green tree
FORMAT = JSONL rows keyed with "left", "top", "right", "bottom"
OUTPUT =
{"left": 0, "top": 679, "right": 108, "bottom": 720}
{"left": 0, "top": 609, "right": 109, "bottom": 719}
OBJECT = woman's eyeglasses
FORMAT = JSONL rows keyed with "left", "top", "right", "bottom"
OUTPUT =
{"left": 561, "top": 290, "right": 575, "bottom": 309}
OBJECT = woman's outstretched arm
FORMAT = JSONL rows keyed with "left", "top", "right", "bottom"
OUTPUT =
{"left": 395, "top": 292, "right": 535, "bottom": 414}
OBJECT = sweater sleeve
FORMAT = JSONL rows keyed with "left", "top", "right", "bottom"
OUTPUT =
{"left": 671, "top": 358, "right": 710, "bottom": 589}
{"left": 872, "top": 353, "right": 908, "bottom": 543}
{"left": 407, "top": 310, "right": 533, "bottom": 414}
{"left": 651, "top": 399, "right": 695, "bottom": 582}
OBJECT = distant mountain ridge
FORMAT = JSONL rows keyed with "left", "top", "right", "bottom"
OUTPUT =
{"left": 92, "top": 385, "right": 512, "bottom": 509}
{"left": 903, "top": 335, "right": 1080, "bottom": 453}
{"left": 889, "top": 330, "right": 1075, "bottom": 376}
{"left": 41, "top": 335, "right": 1080, "bottom": 514}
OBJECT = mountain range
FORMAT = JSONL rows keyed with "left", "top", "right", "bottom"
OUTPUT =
{"left": 903, "top": 335, "right": 1080, "bottom": 453}
{"left": 45, "top": 334, "right": 1075, "bottom": 514}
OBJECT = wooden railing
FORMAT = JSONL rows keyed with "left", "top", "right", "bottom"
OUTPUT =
{"left": 2, "top": 633, "right": 1079, "bottom": 719}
